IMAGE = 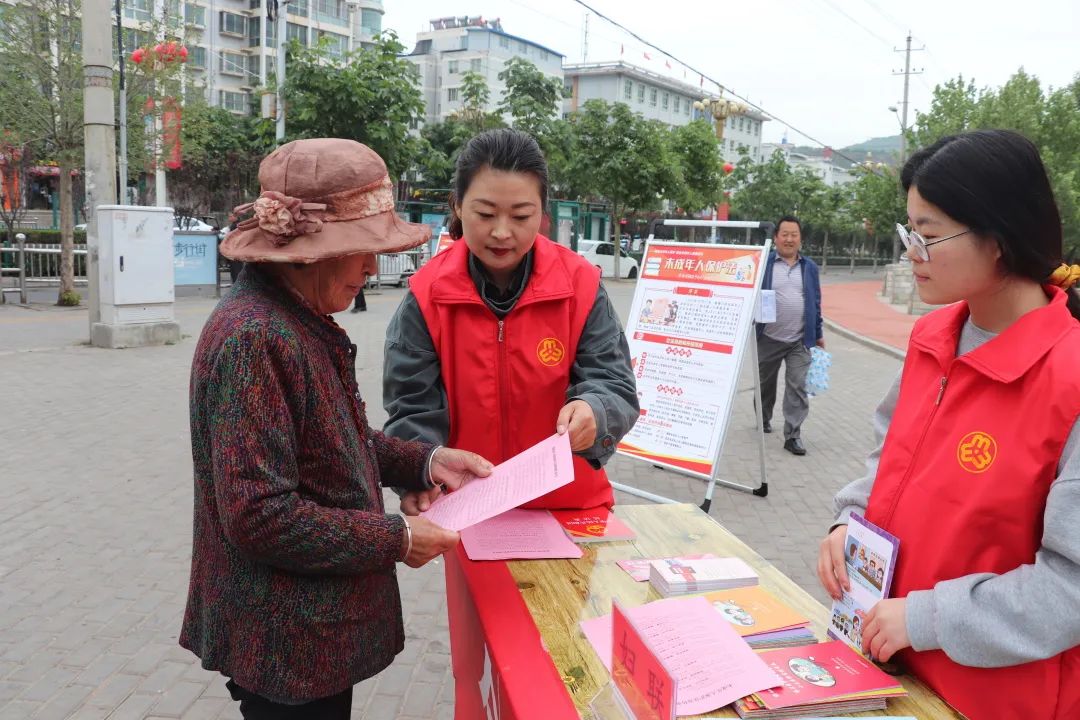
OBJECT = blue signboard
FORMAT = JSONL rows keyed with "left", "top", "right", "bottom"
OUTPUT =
{"left": 173, "top": 231, "right": 218, "bottom": 286}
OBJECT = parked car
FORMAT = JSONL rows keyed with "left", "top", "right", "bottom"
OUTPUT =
{"left": 577, "top": 240, "right": 640, "bottom": 279}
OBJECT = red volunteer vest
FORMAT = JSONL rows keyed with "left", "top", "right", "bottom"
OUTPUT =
{"left": 410, "top": 235, "right": 613, "bottom": 510}
{"left": 865, "top": 287, "right": 1080, "bottom": 720}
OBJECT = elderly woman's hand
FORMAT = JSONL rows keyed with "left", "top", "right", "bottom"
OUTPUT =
{"left": 429, "top": 447, "right": 494, "bottom": 491}
{"left": 401, "top": 516, "right": 459, "bottom": 568}
{"left": 400, "top": 447, "right": 495, "bottom": 516}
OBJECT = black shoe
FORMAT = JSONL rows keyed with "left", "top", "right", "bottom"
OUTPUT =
{"left": 784, "top": 438, "right": 807, "bottom": 456}
{"left": 762, "top": 421, "right": 772, "bottom": 434}
{"left": 351, "top": 306, "right": 366, "bottom": 313}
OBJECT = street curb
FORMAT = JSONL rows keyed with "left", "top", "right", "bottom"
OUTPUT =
{"left": 824, "top": 317, "right": 907, "bottom": 360}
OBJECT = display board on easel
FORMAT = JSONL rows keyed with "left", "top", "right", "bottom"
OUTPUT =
{"left": 615, "top": 232, "right": 773, "bottom": 510}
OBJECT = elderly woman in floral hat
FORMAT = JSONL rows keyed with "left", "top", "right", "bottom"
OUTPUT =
{"left": 181, "top": 138, "right": 494, "bottom": 720}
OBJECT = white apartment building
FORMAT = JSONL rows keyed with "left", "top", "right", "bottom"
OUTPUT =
{"left": 760, "top": 142, "right": 855, "bottom": 187}
{"left": 406, "top": 16, "right": 564, "bottom": 126}
{"left": 17, "top": 0, "right": 387, "bottom": 116}
{"left": 562, "top": 61, "right": 768, "bottom": 163}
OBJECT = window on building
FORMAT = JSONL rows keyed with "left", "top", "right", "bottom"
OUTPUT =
{"left": 188, "top": 45, "right": 207, "bottom": 68}
{"left": 317, "top": 30, "right": 348, "bottom": 57}
{"left": 220, "top": 90, "right": 249, "bottom": 114}
{"left": 662, "top": 92, "right": 669, "bottom": 110}
{"left": 738, "top": 117, "right": 745, "bottom": 132}
{"left": 540, "top": 50, "right": 548, "bottom": 61}
{"left": 360, "top": 8, "right": 381, "bottom": 35}
{"left": 470, "top": 58, "right": 481, "bottom": 73}
{"left": 287, "top": 22, "right": 308, "bottom": 46}
{"left": 248, "top": 16, "right": 261, "bottom": 47}
{"left": 499, "top": 36, "right": 509, "bottom": 49}
{"left": 447, "top": 87, "right": 459, "bottom": 102}
{"left": 754, "top": 121, "right": 760, "bottom": 135}
{"left": 219, "top": 11, "right": 245, "bottom": 36}
{"left": 448, "top": 60, "right": 458, "bottom": 74}
{"left": 247, "top": 55, "right": 260, "bottom": 79}
{"left": 673, "top": 97, "right": 680, "bottom": 113}
{"left": 184, "top": 3, "right": 205, "bottom": 27}
{"left": 637, "top": 83, "right": 645, "bottom": 103}
{"left": 684, "top": 99, "right": 689, "bottom": 116}
{"left": 220, "top": 51, "right": 247, "bottom": 76}
{"left": 624, "top": 80, "right": 632, "bottom": 100}
{"left": 289, "top": 0, "right": 309, "bottom": 16}
{"left": 518, "top": 41, "right": 528, "bottom": 53}
{"left": 125, "top": 0, "right": 152, "bottom": 22}
{"left": 316, "top": 0, "right": 345, "bottom": 23}
{"left": 649, "top": 88, "right": 657, "bottom": 106}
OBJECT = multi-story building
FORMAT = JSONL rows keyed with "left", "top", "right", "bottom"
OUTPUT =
{"left": 406, "top": 16, "right": 564, "bottom": 127}
{"left": 760, "top": 142, "right": 855, "bottom": 187}
{"left": 118, "top": 0, "right": 385, "bottom": 115}
{"left": 562, "top": 61, "right": 768, "bottom": 163}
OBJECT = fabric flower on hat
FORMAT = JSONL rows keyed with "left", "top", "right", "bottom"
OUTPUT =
{"left": 253, "top": 193, "right": 298, "bottom": 237}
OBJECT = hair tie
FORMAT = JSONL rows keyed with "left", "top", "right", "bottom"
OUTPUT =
{"left": 1049, "top": 263, "right": 1080, "bottom": 290}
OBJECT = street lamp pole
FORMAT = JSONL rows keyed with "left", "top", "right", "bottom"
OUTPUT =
{"left": 694, "top": 97, "right": 747, "bottom": 242}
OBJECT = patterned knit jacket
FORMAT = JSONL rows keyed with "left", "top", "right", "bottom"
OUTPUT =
{"left": 180, "top": 266, "right": 434, "bottom": 701}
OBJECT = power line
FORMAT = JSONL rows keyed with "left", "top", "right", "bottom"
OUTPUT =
{"left": 814, "top": 0, "right": 893, "bottom": 49}
{"left": 561, "top": 0, "right": 878, "bottom": 170}
{"left": 857, "top": 0, "right": 907, "bottom": 33}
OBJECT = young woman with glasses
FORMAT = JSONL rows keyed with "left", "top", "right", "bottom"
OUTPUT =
{"left": 818, "top": 129, "right": 1080, "bottom": 720}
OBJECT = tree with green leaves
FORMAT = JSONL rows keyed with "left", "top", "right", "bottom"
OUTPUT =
{"left": 497, "top": 57, "right": 567, "bottom": 145}
{"left": 284, "top": 33, "right": 425, "bottom": 177}
{"left": 910, "top": 69, "right": 1080, "bottom": 256}
{"left": 569, "top": 100, "right": 682, "bottom": 277}
{"left": 669, "top": 120, "right": 724, "bottom": 238}
{"left": 455, "top": 71, "right": 503, "bottom": 135}
{"left": 0, "top": 0, "right": 84, "bottom": 304}
{"left": 727, "top": 150, "right": 827, "bottom": 224}
{"left": 167, "top": 102, "right": 267, "bottom": 220}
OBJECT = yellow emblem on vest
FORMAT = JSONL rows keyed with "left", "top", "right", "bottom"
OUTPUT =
{"left": 536, "top": 337, "right": 565, "bottom": 367}
{"left": 957, "top": 431, "right": 997, "bottom": 474}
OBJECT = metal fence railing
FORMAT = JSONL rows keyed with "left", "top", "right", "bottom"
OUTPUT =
{"left": 1, "top": 242, "right": 88, "bottom": 304}
{"left": 369, "top": 248, "right": 431, "bottom": 289}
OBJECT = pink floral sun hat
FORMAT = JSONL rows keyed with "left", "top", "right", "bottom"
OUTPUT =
{"left": 220, "top": 138, "right": 430, "bottom": 264}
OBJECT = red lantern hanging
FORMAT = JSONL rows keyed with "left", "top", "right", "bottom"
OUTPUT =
{"left": 722, "top": 162, "right": 735, "bottom": 174}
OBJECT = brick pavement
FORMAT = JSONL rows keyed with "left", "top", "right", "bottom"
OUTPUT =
{"left": 0, "top": 276, "right": 901, "bottom": 719}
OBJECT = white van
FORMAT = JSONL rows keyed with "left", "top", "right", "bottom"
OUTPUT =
{"left": 577, "top": 241, "right": 640, "bottom": 279}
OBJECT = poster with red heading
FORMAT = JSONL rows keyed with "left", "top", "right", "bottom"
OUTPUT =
{"left": 618, "top": 242, "right": 768, "bottom": 479}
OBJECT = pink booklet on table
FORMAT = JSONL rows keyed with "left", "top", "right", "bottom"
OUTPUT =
{"left": 616, "top": 554, "right": 717, "bottom": 582}
{"left": 461, "top": 509, "right": 583, "bottom": 561}
{"left": 581, "top": 596, "right": 782, "bottom": 716}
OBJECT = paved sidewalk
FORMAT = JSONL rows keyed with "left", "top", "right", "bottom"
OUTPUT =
{"left": 822, "top": 279, "right": 917, "bottom": 355}
{"left": 0, "top": 277, "right": 903, "bottom": 719}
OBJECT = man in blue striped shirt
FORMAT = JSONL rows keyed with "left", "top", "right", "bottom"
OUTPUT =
{"left": 756, "top": 216, "right": 825, "bottom": 456}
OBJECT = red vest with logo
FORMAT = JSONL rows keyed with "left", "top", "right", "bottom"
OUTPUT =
{"left": 409, "top": 235, "right": 613, "bottom": 510}
{"left": 864, "top": 287, "right": 1080, "bottom": 720}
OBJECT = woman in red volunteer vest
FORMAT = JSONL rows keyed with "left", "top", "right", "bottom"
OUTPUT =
{"left": 818, "top": 130, "right": 1080, "bottom": 720}
{"left": 382, "top": 128, "right": 639, "bottom": 512}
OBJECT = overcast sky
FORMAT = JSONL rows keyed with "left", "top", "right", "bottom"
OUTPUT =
{"left": 382, "top": 0, "right": 1078, "bottom": 149}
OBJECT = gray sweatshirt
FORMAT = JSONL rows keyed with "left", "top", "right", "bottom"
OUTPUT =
{"left": 382, "top": 255, "right": 639, "bottom": 466}
{"left": 834, "top": 320, "right": 1080, "bottom": 668}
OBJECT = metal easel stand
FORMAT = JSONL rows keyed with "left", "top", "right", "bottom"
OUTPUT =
{"left": 699, "top": 337, "right": 770, "bottom": 512}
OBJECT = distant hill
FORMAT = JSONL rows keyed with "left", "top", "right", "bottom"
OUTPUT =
{"left": 790, "top": 134, "right": 903, "bottom": 166}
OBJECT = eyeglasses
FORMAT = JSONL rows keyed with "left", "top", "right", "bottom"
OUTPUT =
{"left": 895, "top": 223, "right": 971, "bottom": 261}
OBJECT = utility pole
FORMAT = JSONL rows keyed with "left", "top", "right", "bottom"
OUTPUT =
{"left": 115, "top": 0, "right": 127, "bottom": 204}
{"left": 275, "top": 0, "right": 288, "bottom": 142}
{"left": 892, "top": 31, "right": 923, "bottom": 261}
{"left": 581, "top": 12, "right": 589, "bottom": 63}
{"left": 84, "top": 0, "right": 118, "bottom": 329}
